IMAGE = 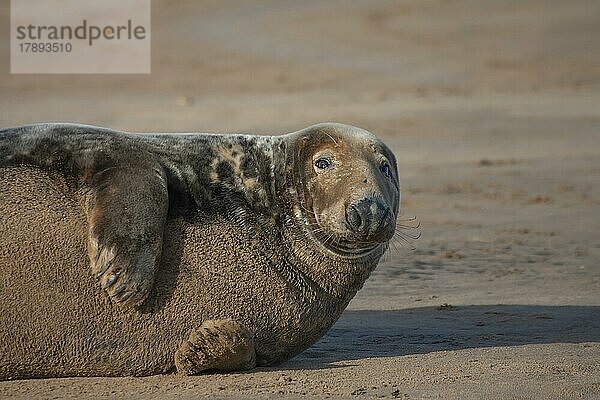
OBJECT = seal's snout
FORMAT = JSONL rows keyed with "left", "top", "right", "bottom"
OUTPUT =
{"left": 345, "top": 197, "right": 394, "bottom": 241}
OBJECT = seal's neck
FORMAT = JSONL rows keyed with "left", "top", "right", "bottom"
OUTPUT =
{"left": 281, "top": 222, "right": 384, "bottom": 303}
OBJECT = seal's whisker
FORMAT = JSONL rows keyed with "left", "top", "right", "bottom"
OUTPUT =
{"left": 381, "top": 237, "right": 404, "bottom": 261}
{"left": 387, "top": 238, "right": 402, "bottom": 258}
{"left": 393, "top": 239, "right": 403, "bottom": 255}
{"left": 396, "top": 215, "right": 420, "bottom": 226}
{"left": 394, "top": 228, "right": 421, "bottom": 241}
{"left": 395, "top": 237, "right": 417, "bottom": 251}
{"left": 322, "top": 232, "right": 336, "bottom": 248}
{"left": 397, "top": 220, "right": 420, "bottom": 230}
{"left": 394, "top": 230, "right": 416, "bottom": 241}
{"left": 323, "top": 131, "right": 338, "bottom": 146}
{"left": 397, "top": 215, "right": 418, "bottom": 222}
{"left": 306, "top": 222, "right": 328, "bottom": 233}
{"left": 390, "top": 231, "right": 418, "bottom": 251}
{"left": 298, "top": 203, "right": 312, "bottom": 213}
{"left": 393, "top": 215, "right": 421, "bottom": 243}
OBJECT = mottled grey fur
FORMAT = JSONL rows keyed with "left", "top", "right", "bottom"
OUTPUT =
{"left": 0, "top": 122, "right": 400, "bottom": 379}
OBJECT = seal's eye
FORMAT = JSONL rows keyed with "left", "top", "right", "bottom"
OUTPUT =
{"left": 380, "top": 162, "right": 391, "bottom": 178}
{"left": 314, "top": 158, "right": 332, "bottom": 171}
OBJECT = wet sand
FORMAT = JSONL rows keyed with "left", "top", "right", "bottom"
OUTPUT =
{"left": 1, "top": 0, "right": 599, "bottom": 398}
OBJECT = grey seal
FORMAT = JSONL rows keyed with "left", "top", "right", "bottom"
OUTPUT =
{"left": 0, "top": 122, "right": 400, "bottom": 379}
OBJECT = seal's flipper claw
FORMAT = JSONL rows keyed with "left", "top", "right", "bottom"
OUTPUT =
{"left": 86, "top": 164, "right": 168, "bottom": 308}
{"left": 95, "top": 258, "right": 112, "bottom": 278}
{"left": 114, "top": 290, "right": 134, "bottom": 304}
{"left": 175, "top": 319, "right": 256, "bottom": 375}
{"left": 101, "top": 272, "right": 120, "bottom": 289}
{"left": 111, "top": 282, "right": 127, "bottom": 296}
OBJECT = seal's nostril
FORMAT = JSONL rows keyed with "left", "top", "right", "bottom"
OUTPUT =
{"left": 345, "top": 205, "right": 362, "bottom": 231}
{"left": 363, "top": 178, "right": 368, "bottom": 184}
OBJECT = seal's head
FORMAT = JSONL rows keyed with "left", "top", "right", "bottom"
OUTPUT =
{"left": 285, "top": 123, "right": 400, "bottom": 257}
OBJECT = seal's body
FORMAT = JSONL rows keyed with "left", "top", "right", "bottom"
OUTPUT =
{"left": 0, "top": 123, "right": 400, "bottom": 379}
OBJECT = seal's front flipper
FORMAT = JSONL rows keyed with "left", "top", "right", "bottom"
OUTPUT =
{"left": 175, "top": 319, "right": 256, "bottom": 374}
{"left": 86, "top": 164, "right": 168, "bottom": 307}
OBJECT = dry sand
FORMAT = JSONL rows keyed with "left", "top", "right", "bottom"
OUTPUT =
{"left": 0, "top": 0, "right": 599, "bottom": 398}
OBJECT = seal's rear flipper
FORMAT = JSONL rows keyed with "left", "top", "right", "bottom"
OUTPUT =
{"left": 175, "top": 319, "right": 256, "bottom": 374}
{"left": 86, "top": 164, "right": 168, "bottom": 307}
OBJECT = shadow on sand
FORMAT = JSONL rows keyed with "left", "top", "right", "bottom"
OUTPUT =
{"left": 281, "top": 304, "right": 600, "bottom": 369}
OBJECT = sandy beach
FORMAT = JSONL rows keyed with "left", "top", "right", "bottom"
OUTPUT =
{"left": 1, "top": 0, "right": 599, "bottom": 398}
